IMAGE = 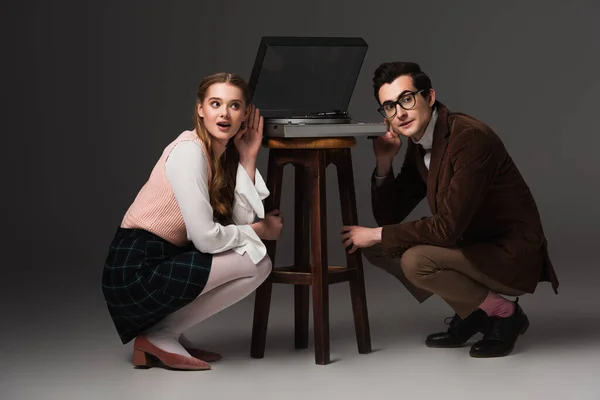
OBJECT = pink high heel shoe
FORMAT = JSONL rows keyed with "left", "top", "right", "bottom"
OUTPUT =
{"left": 183, "top": 346, "right": 222, "bottom": 363}
{"left": 132, "top": 335, "right": 211, "bottom": 371}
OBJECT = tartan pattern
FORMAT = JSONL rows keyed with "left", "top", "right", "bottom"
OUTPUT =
{"left": 102, "top": 227, "right": 212, "bottom": 344}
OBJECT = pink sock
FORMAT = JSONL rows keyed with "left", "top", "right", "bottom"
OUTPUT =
{"left": 478, "top": 291, "right": 515, "bottom": 317}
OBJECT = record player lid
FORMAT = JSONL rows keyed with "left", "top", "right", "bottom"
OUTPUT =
{"left": 248, "top": 36, "right": 368, "bottom": 119}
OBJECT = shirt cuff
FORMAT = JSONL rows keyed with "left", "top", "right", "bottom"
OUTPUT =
{"left": 374, "top": 175, "right": 387, "bottom": 187}
{"left": 233, "top": 224, "right": 268, "bottom": 264}
{"left": 235, "top": 163, "right": 270, "bottom": 218}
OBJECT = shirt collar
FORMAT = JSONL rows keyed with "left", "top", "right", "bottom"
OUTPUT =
{"left": 411, "top": 106, "right": 437, "bottom": 151}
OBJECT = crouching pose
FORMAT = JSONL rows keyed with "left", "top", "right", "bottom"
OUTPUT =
{"left": 341, "top": 62, "right": 559, "bottom": 358}
{"left": 102, "top": 72, "right": 282, "bottom": 370}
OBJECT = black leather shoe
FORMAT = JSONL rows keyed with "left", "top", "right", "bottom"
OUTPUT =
{"left": 425, "top": 309, "right": 488, "bottom": 348}
{"left": 469, "top": 298, "right": 530, "bottom": 358}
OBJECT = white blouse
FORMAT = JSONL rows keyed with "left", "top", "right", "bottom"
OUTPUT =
{"left": 165, "top": 140, "right": 269, "bottom": 264}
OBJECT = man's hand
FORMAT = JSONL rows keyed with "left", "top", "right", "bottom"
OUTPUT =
{"left": 373, "top": 120, "right": 402, "bottom": 176}
{"left": 340, "top": 225, "right": 382, "bottom": 254}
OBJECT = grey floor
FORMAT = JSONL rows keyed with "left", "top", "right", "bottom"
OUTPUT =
{"left": 3, "top": 252, "right": 599, "bottom": 400}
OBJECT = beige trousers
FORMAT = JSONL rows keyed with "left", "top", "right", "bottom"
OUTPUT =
{"left": 363, "top": 244, "right": 525, "bottom": 318}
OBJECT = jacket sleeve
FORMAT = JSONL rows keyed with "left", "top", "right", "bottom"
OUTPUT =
{"left": 380, "top": 128, "right": 498, "bottom": 248}
{"left": 371, "top": 143, "right": 427, "bottom": 226}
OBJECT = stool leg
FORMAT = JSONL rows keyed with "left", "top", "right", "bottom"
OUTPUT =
{"left": 309, "top": 151, "right": 330, "bottom": 365}
{"left": 251, "top": 151, "right": 283, "bottom": 359}
{"left": 336, "top": 149, "right": 372, "bottom": 354}
{"left": 294, "top": 164, "right": 310, "bottom": 349}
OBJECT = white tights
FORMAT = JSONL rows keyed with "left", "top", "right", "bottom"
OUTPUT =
{"left": 143, "top": 251, "right": 272, "bottom": 357}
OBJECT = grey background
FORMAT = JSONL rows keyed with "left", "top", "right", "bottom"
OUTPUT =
{"left": 3, "top": 0, "right": 600, "bottom": 399}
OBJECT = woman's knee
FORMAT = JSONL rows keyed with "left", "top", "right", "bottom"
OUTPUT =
{"left": 204, "top": 251, "right": 265, "bottom": 290}
{"left": 256, "top": 255, "right": 272, "bottom": 280}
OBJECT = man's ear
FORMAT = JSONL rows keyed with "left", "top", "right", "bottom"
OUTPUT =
{"left": 427, "top": 88, "right": 436, "bottom": 107}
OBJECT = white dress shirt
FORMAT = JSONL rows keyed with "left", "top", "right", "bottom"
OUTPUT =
{"left": 412, "top": 107, "right": 437, "bottom": 169}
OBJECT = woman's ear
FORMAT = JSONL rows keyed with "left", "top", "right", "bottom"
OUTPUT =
{"left": 197, "top": 103, "right": 204, "bottom": 118}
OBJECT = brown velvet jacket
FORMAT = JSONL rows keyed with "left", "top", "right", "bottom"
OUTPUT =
{"left": 371, "top": 103, "right": 559, "bottom": 294}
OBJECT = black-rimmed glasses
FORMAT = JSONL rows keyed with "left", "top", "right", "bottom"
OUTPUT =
{"left": 378, "top": 89, "right": 425, "bottom": 119}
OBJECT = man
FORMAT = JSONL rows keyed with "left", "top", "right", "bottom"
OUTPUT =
{"left": 340, "top": 61, "right": 559, "bottom": 358}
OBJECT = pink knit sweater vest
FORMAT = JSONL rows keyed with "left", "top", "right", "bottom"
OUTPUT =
{"left": 121, "top": 130, "right": 211, "bottom": 246}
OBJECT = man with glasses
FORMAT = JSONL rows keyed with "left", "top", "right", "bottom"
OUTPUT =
{"left": 340, "top": 61, "right": 559, "bottom": 358}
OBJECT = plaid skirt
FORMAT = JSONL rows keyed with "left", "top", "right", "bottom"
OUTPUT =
{"left": 101, "top": 227, "right": 212, "bottom": 344}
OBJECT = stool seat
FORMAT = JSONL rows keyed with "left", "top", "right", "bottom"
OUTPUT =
{"left": 263, "top": 136, "right": 356, "bottom": 149}
{"left": 250, "top": 135, "right": 372, "bottom": 365}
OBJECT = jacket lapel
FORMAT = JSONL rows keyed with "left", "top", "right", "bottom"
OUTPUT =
{"left": 426, "top": 104, "right": 451, "bottom": 214}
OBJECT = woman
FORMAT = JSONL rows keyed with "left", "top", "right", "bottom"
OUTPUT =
{"left": 102, "top": 72, "right": 283, "bottom": 371}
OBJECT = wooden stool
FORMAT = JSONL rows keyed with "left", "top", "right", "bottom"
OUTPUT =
{"left": 250, "top": 136, "right": 372, "bottom": 365}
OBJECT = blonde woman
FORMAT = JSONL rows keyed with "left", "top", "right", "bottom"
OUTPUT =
{"left": 102, "top": 73, "right": 282, "bottom": 371}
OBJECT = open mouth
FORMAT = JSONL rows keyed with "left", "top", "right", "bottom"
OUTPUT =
{"left": 216, "top": 122, "right": 231, "bottom": 128}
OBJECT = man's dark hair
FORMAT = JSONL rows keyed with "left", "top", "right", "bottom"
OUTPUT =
{"left": 372, "top": 62, "right": 433, "bottom": 104}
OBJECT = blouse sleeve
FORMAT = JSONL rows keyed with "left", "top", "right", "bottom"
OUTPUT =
{"left": 165, "top": 140, "right": 267, "bottom": 264}
{"left": 231, "top": 162, "right": 270, "bottom": 225}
